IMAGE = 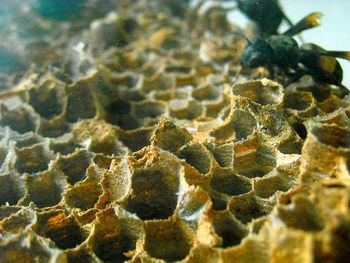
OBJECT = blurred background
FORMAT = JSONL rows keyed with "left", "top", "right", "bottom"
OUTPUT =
{"left": 1, "top": 1, "right": 349, "bottom": 87}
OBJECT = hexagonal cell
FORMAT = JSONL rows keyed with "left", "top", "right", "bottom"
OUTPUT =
{"left": 0, "top": 104, "right": 38, "bottom": 134}
{"left": 103, "top": 98, "right": 132, "bottom": 116}
{"left": 0, "top": 208, "right": 36, "bottom": 235}
{"left": 21, "top": 170, "right": 66, "bottom": 208}
{"left": 192, "top": 84, "right": 223, "bottom": 101}
{"left": 65, "top": 81, "right": 96, "bottom": 123}
{"left": 34, "top": 210, "right": 86, "bottom": 250}
{"left": 107, "top": 49, "right": 146, "bottom": 72}
{"left": 169, "top": 99, "right": 203, "bottom": 120}
{"left": 64, "top": 167, "right": 102, "bottom": 210}
{"left": 72, "top": 119, "right": 128, "bottom": 155}
{"left": 234, "top": 141, "right": 276, "bottom": 179}
{"left": 210, "top": 110, "right": 258, "bottom": 143}
{"left": 28, "top": 79, "right": 66, "bottom": 120}
{"left": 210, "top": 169, "right": 252, "bottom": 197}
{"left": 124, "top": 147, "right": 180, "bottom": 220}
{"left": 319, "top": 95, "right": 349, "bottom": 114}
{"left": 89, "top": 206, "right": 144, "bottom": 263}
{"left": 151, "top": 118, "right": 192, "bottom": 153}
{"left": 204, "top": 95, "right": 231, "bottom": 119}
{"left": 51, "top": 150, "right": 92, "bottom": 185}
{"left": 179, "top": 143, "right": 212, "bottom": 174}
{"left": 141, "top": 73, "right": 175, "bottom": 93}
{"left": 276, "top": 195, "right": 324, "bottom": 232}
{"left": 0, "top": 231, "right": 64, "bottom": 262}
{"left": 37, "top": 117, "right": 70, "bottom": 138}
{"left": 93, "top": 154, "right": 114, "bottom": 169}
{"left": 109, "top": 72, "right": 140, "bottom": 90}
{"left": 14, "top": 142, "right": 55, "bottom": 174}
{"left": 143, "top": 217, "right": 193, "bottom": 262}
{"left": 310, "top": 123, "right": 350, "bottom": 149}
{"left": 49, "top": 135, "right": 80, "bottom": 155}
{"left": 119, "top": 127, "right": 154, "bottom": 152}
{"left": 0, "top": 173, "right": 25, "bottom": 205}
{"left": 277, "top": 139, "right": 303, "bottom": 154}
{"left": 205, "top": 142, "right": 233, "bottom": 168}
{"left": 228, "top": 192, "right": 275, "bottom": 224}
{"left": 254, "top": 171, "right": 298, "bottom": 198}
{"left": 232, "top": 79, "right": 283, "bottom": 106}
{"left": 132, "top": 100, "right": 166, "bottom": 119}
{"left": 126, "top": 169, "right": 177, "bottom": 220}
{"left": 8, "top": 132, "right": 43, "bottom": 149}
{"left": 210, "top": 211, "right": 248, "bottom": 248}
{"left": 284, "top": 91, "right": 315, "bottom": 112}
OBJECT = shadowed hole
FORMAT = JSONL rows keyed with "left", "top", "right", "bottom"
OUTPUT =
{"left": 125, "top": 169, "right": 178, "bottom": 220}
{"left": 35, "top": 211, "right": 86, "bottom": 249}
{"left": 179, "top": 143, "right": 211, "bottom": 174}
{"left": 53, "top": 151, "right": 92, "bottom": 185}
{"left": 211, "top": 172, "right": 252, "bottom": 196}
{"left": 311, "top": 124, "right": 350, "bottom": 148}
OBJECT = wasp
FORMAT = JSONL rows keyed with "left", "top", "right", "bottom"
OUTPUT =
{"left": 217, "top": 0, "right": 293, "bottom": 36}
{"left": 237, "top": 12, "right": 350, "bottom": 96}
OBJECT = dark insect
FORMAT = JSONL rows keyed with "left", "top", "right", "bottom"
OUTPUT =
{"left": 237, "top": 12, "right": 350, "bottom": 95}
{"left": 219, "top": 0, "right": 293, "bottom": 36}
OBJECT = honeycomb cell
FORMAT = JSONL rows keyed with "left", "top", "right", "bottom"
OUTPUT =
{"left": 89, "top": 206, "right": 144, "bottom": 263}
{"left": 211, "top": 110, "right": 258, "bottom": 143}
{"left": 132, "top": 100, "right": 166, "bottom": 119}
{"left": 0, "top": 104, "right": 38, "bottom": 134}
{"left": 151, "top": 118, "right": 192, "bottom": 153}
{"left": 51, "top": 150, "right": 92, "bottom": 185}
{"left": 232, "top": 79, "right": 284, "bottom": 106}
{"left": 210, "top": 210, "right": 248, "bottom": 248}
{"left": 169, "top": 99, "right": 203, "bottom": 120}
{"left": 228, "top": 192, "right": 275, "bottom": 224}
{"left": 14, "top": 142, "right": 55, "bottom": 174}
{"left": 234, "top": 139, "right": 277, "bottom": 178}
{"left": 21, "top": 170, "right": 66, "bottom": 208}
{"left": 37, "top": 117, "right": 70, "bottom": 138}
{"left": 0, "top": 173, "right": 25, "bottom": 205}
{"left": 210, "top": 169, "right": 252, "bottom": 197}
{"left": 34, "top": 210, "right": 86, "bottom": 249}
{"left": 119, "top": 127, "right": 154, "bottom": 152}
{"left": 65, "top": 80, "right": 97, "bottom": 123}
{"left": 277, "top": 195, "right": 324, "bottom": 232}
{"left": 179, "top": 143, "right": 212, "bottom": 174}
{"left": 64, "top": 166, "right": 102, "bottom": 210}
{"left": 0, "top": 231, "right": 65, "bottom": 263}
{"left": 143, "top": 217, "right": 193, "bottom": 262}
{"left": 28, "top": 78, "right": 66, "bottom": 120}
{"left": 0, "top": 208, "right": 36, "bottom": 235}
{"left": 124, "top": 147, "right": 181, "bottom": 220}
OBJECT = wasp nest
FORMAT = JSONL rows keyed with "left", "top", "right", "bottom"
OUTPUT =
{"left": 1, "top": 1, "right": 350, "bottom": 262}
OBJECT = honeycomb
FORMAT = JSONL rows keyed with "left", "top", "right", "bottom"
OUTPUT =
{"left": 1, "top": 1, "right": 350, "bottom": 262}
